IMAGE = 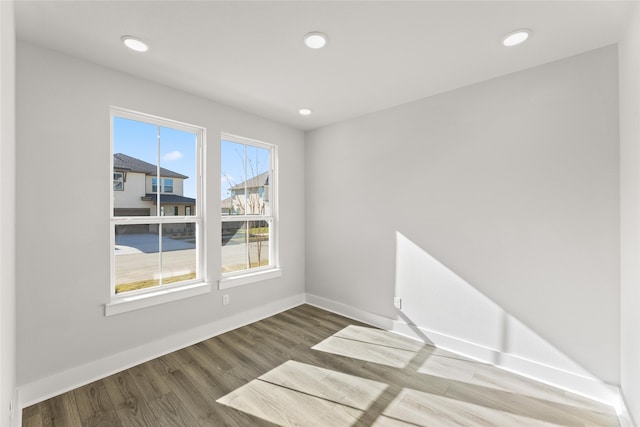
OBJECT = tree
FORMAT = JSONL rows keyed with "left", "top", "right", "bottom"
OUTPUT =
{"left": 222, "top": 148, "right": 268, "bottom": 270}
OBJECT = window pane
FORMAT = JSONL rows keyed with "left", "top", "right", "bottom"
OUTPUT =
{"left": 246, "top": 145, "right": 270, "bottom": 216}
{"left": 164, "top": 178, "right": 174, "bottom": 193}
{"left": 222, "top": 221, "right": 248, "bottom": 273}
{"left": 221, "top": 220, "right": 270, "bottom": 274}
{"left": 248, "top": 219, "right": 270, "bottom": 268}
{"left": 114, "top": 224, "right": 160, "bottom": 294}
{"left": 161, "top": 222, "right": 196, "bottom": 285}
{"left": 113, "top": 117, "right": 158, "bottom": 216}
{"left": 159, "top": 126, "right": 196, "bottom": 213}
{"left": 221, "top": 140, "right": 246, "bottom": 215}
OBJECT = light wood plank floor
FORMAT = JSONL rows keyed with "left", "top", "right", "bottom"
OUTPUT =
{"left": 22, "top": 305, "right": 619, "bottom": 426}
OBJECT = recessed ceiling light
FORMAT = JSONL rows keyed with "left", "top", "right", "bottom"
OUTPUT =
{"left": 299, "top": 108, "right": 313, "bottom": 116}
{"left": 121, "top": 35, "right": 149, "bottom": 52}
{"left": 304, "top": 32, "right": 328, "bottom": 49}
{"left": 502, "top": 29, "right": 530, "bottom": 47}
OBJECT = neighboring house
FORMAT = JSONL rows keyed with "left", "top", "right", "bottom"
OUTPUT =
{"left": 221, "top": 171, "right": 269, "bottom": 244}
{"left": 222, "top": 171, "right": 269, "bottom": 215}
{"left": 113, "top": 153, "right": 195, "bottom": 233}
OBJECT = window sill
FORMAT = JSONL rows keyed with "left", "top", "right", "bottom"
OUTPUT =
{"left": 218, "top": 268, "right": 282, "bottom": 290}
{"left": 105, "top": 282, "right": 212, "bottom": 316}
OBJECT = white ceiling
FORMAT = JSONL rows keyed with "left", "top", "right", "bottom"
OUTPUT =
{"left": 15, "top": 1, "right": 634, "bottom": 131}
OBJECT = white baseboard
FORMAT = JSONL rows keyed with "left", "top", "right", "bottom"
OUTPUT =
{"left": 618, "top": 390, "right": 638, "bottom": 427}
{"left": 305, "top": 293, "right": 631, "bottom": 423}
{"left": 17, "top": 293, "right": 306, "bottom": 410}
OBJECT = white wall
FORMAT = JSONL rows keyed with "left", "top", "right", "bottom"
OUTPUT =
{"left": 619, "top": 2, "right": 640, "bottom": 424}
{"left": 0, "top": 1, "right": 16, "bottom": 425}
{"left": 16, "top": 42, "right": 305, "bottom": 391}
{"left": 306, "top": 46, "right": 620, "bottom": 396}
{"left": 113, "top": 172, "right": 149, "bottom": 209}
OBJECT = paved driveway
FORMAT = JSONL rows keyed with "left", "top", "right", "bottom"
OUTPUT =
{"left": 115, "top": 233, "right": 195, "bottom": 254}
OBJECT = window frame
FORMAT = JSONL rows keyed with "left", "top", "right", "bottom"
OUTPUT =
{"left": 219, "top": 133, "right": 280, "bottom": 289}
{"left": 107, "top": 107, "right": 209, "bottom": 315}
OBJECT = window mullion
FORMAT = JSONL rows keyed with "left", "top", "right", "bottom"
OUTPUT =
{"left": 157, "top": 125, "right": 161, "bottom": 216}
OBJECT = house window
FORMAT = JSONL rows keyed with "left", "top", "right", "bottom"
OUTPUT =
{"left": 220, "top": 134, "right": 278, "bottom": 287}
{"left": 164, "top": 178, "right": 174, "bottom": 193}
{"left": 174, "top": 206, "right": 179, "bottom": 216}
{"left": 185, "top": 206, "right": 192, "bottom": 216}
{"left": 152, "top": 178, "right": 174, "bottom": 193}
{"left": 110, "top": 107, "right": 205, "bottom": 312}
{"left": 113, "top": 172, "right": 124, "bottom": 191}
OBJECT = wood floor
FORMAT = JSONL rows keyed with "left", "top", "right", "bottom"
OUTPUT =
{"left": 22, "top": 304, "right": 619, "bottom": 426}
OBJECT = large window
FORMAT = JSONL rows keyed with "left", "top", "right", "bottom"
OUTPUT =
{"left": 110, "top": 108, "right": 204, "bottom": 301}
{"left": 221, "top": 134, "right": 277, "bottom": 282}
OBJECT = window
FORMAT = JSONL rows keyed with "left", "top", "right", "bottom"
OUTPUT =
{"left": 220, "top": 134, "right": 278, "bottom": 287}
{"left": 164, "top": 178, "right": 174, "bottom": 193}
{"left": 186, "top": 206, "right": 192, "bottom": 216}
{"left": 110, "top": 107, "right": 206, "bottom": 313}
{"left": 113, "top": 172, "right": 124, "bottom": 191}
{"left": 152, "top": 177, "right": 174, "bottom": 193}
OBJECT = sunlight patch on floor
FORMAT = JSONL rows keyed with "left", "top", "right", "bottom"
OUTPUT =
{"left": 372, "top": 387, "right": 561, "bottom": 427}
{"left": 312, "top": 325, "right": 422, "bottom": 368}
{"left": 217, "top": 360, "right": 387, "bottom": 426}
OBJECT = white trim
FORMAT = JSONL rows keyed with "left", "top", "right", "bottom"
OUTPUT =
{"left": 304, "top": 293, "right": 629, "bottom": 419}
{"left": 105, "top": 281, "right": 212, "bottom": 316}
{"left": 218, "top": 268, "right": 282, "bottom": 289}
{"left": 221, "top": 132, "right": 275, "bottom": 151}
{"left": 618, "top": 390, "right": 637, "bottom": 427}
{"left": 110, "top": 106, "right": 204, "bottom": 133}
{"left": 19, "top": 293, "right": 306, "bottom": 409}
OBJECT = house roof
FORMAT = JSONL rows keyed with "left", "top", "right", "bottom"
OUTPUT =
{"left": 114, "top": 153, "right": 188, "bottom": 179}
{"left": 142, "top": 194, "right": 196, "bottom": 205}
{"left": 229, "top": 171, "right": 269, "bottom": 190}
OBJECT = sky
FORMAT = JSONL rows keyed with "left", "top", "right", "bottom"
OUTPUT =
{"left": 221, "top": 139, "right": 269, "bottom": 201}
{"left": 114, "top": 116, "right": 270, "bottom": 202}
{"left": 113, "top": 116, "right": 197, "bottom": 198}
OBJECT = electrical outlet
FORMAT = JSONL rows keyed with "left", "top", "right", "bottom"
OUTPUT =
{"left": 223, "top": 294, "right": 230, "bottom": 305}
{"left": 393, "top": 297, "right": 402, "bottom": 309}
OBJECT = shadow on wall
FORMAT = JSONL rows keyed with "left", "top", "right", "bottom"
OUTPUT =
{"left": 393, "top": 231, "right": 619, "bottom": 409}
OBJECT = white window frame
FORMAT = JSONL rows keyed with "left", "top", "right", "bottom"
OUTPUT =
{"left": 219, "top": 133, "right": 280, "bottom": 289}
{"left": 107, "top": 107, "right": 209, "bottom": 316}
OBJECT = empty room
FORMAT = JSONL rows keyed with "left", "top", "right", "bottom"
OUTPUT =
{"left": 1, "top": 1, "right": 640, "bottom": 426}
